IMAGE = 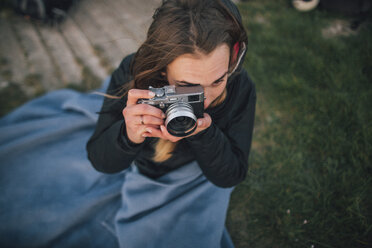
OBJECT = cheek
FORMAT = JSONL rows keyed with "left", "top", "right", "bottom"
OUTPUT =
{"left": 204, "top": 84, "right": 226, "bottom": 107}
{"left": 210, "top": 82, "right": 227, "bottom": 99}
{"left": 208, "top": 88, "right": 223, "bottom": 100}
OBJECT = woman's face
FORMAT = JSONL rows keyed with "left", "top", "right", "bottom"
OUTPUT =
{"left": 166, "top": 44, "right": 230, "bottom": 109}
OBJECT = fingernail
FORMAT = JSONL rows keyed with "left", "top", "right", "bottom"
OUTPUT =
{"left": 162, "top": 113, "right": 166, "bottom": 119}
{"left": 198, "top": 120, "right": 203, "bottom": 126}
{"left": 145, "top": 128, "right": 152, "bottom": 133}
{"left": 142, "top": 133, "right": 147, "bottom": 137}
{"left": 149, "top": 92, "right": 155, "bottom": 97}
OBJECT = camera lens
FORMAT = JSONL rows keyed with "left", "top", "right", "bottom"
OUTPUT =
{"left": 165, "top": 102, "right": 197, "bottom": 137}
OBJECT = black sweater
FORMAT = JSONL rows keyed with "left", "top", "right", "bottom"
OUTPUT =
{"left": 86, "top": 54, "right": 256, "bottom": 188}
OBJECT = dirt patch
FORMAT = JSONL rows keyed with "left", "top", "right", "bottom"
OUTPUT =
{"left": 322, "top": 19, "right": 358, "bottom": 38}
{"left": 254, "top": 14, "right": 268, "bottom": 25}
{"left": 0, "top": 81, "right": 29, "bottom": 116}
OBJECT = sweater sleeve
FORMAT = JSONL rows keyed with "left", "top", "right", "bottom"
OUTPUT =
{"left": 185, "top": 71, "right": 256, "bottom": 188}
{"left": 86, "top": 55, "right": 144, "bottom": 173}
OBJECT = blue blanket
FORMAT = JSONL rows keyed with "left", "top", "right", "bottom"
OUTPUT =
{"left": 0, "top": 79, "right": 234, "bottom": 247}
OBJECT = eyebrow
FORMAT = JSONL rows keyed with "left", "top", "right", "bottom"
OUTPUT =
{"left": 175, "top": 71, "right": 228, "bottom": 86}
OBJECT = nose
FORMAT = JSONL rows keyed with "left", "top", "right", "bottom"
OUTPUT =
{"left": 203, "top": 91, "right": 212, "bottom": 109}
{"left": 204, "top": 101, "right": 209, "bottom": 109}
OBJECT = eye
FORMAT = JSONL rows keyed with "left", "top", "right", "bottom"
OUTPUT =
{"left": 175, "top": 82, "right": 197, "bottom": 87}
{"left": 212, "top": 78, "right": 224, "bottom": 86}
{"left": 176, "top": 83, "right": 190, "bottom": 87}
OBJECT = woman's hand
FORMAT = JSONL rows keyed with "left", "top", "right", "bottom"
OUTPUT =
{"left": 122, "top": 89, "right": 165, "bottom": 144}
{"left": 144, "top": 113, "right": 212, "bottom": 142}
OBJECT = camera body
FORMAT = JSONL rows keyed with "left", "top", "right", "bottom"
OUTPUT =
{"left": 138, "top": 85, "right": 204, "bottom": 137}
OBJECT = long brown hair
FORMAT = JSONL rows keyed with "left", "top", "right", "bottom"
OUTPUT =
{"left": 131, "top": 0, "right": 247, "bottom": 89}
{"left": 118, "top": 0, "right": 247, "bottom": 162}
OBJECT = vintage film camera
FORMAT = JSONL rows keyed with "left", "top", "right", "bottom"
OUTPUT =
{"left": 138, "top": 85, "right": 204, "bottom": 137}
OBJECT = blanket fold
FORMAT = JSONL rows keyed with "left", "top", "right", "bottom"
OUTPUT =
{"left": 0, "top": 78, "right": 234, "bottom": 248}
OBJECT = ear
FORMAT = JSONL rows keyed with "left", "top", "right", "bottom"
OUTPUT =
{"left": 232, "top": 42, "right": 240, "bottom": 64}
{"left": 228, "top": 42, "right": 246, "bottom": 76}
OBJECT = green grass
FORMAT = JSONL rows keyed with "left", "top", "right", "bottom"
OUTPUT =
{"left": 227, "top": 1, "right": 372, "bottom": 247}
{"left": 1, "top": 0, "right": 370, "bottom": 246}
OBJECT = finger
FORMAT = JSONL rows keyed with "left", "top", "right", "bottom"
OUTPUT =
{"left": 197, "top": 113, "right": 212, "bottom": 129}
{"left": 142, "top": 126, "right": 164, "bottom": 139}
{"left": 135, "top": 104, "right": 166, "bottom": 119}
{"left": 138, "top": 115, "right": 144, "bottom": 125}
{"left": 159, "top": 125, "right": 182, "bottom": 142}
{"left": 146, "top": 124, "right": 161, "bottom": 129}
{"left": 123, "top": 104, "right": 165, "bottom": 122}
{"left": 142, "top": 115, "right": 165, "bottom": 126}
{"left": 127, "top": 89, "right": 155, "bottom": 106}
{"left": 126, "top": 125, "right": 147, "bottom": 143}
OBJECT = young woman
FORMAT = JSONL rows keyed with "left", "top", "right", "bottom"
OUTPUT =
{"left": 0, "top": 0, "right": 255, "bottom": 247}
{"left": 87, "top": 0, "right": 256, "bottom": 246}
{"left": 88, "top": 0, "right": 255, "bottom": 185}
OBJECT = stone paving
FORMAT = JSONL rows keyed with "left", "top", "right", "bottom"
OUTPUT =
{"left": 0, "top": 0, "right": 161, "bottom": 98}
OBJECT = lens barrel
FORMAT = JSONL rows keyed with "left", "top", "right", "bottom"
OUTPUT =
{"left": 165, "top": 102, "right": 197, "bottom": 137}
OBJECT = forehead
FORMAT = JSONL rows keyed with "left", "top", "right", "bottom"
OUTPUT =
{"left": 166, "top": 44, "right": 230, "bottom": 85}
